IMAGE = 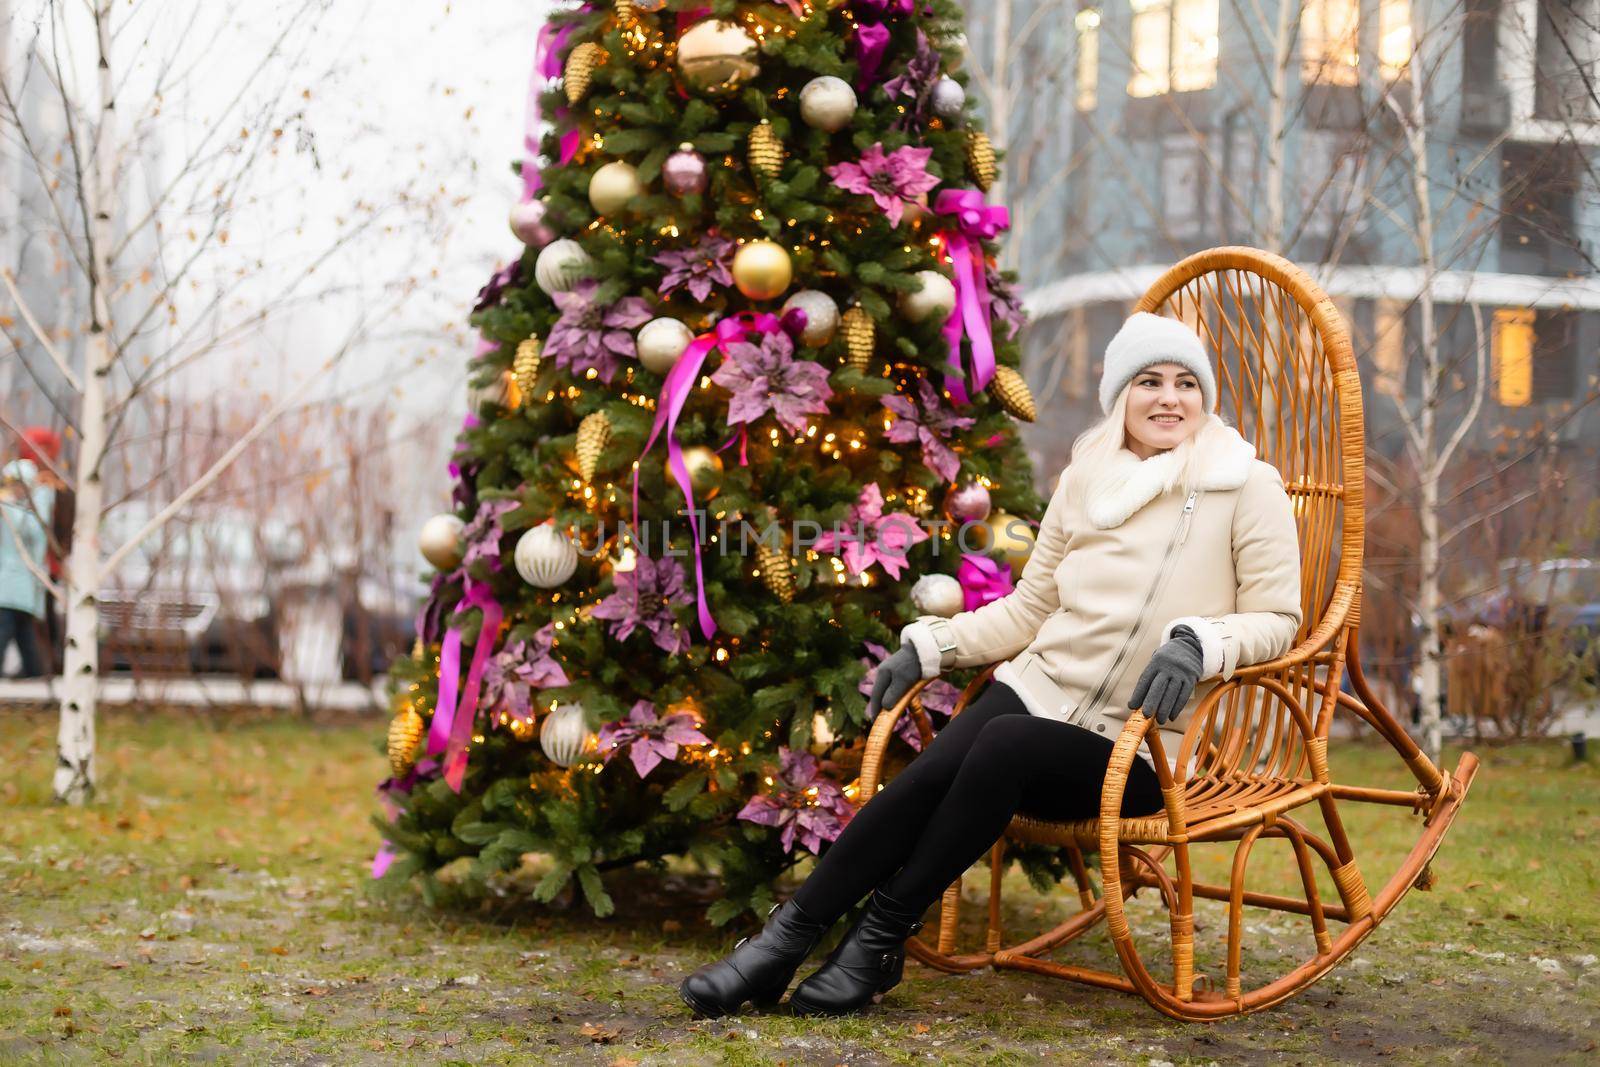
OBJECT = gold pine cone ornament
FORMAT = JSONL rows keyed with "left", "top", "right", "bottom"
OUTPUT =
{"left": 841, "top": 307, "right": 875, "bottom": 372}
{"left": 513, "top": 337, "right": 542, "bottom": 398}
{"left": 754, "top": 541, "right": 796, "bottom": 603}
{"left": 564, "top": 42, "right": 606, "bottom": 105}
{"left": 575, "top": 411, "right": 612, "bottom": 483}
{"left": 387, "top": 705, "right": 425, "bottom": 777}
{"left": 965, "top": 129, "right": 997, "bottom": 191}
{"left": 989, "top": 365, "right": 1036, "bottom": 422}
{"left": 748, "top": 120, "right": 786, "bottom": 180}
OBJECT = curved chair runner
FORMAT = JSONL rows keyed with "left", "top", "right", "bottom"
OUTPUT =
{"left": 856, "top": 246, "right": 1478, "bottom": 1021}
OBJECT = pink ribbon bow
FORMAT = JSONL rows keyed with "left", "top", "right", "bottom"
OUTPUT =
{"left": 956, "top": 551, "right": 1014, "bottom": 611}
{"left": 631, "top": 311, "right": 804, "bottom": 641}
{"left": 933, "top": 188, "right": 1010, "bottom": 406}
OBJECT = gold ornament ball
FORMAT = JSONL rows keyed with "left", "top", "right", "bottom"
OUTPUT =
{"left": 676, "top": 19, "right": 759, "bottom": 94}
{"left": 974, "top": 510, "right": 1036, "bottom": 577}
{"left": 666, "top": 444, "right": 724, "bottom": 502}
{"left": 588, "top": 160, "right": 643, "bottom": 217}
{"left": 418, "top": 513, "right": 465, "bottom": 570}
{"left": 732, "top": 240, "right": 793, "bottom": 301}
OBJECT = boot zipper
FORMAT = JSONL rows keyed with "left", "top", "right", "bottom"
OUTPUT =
{"left": 1066, "top": 490, "right": 1200, "bottom": 725}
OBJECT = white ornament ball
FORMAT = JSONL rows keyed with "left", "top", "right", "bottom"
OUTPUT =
{"left": 911, "top": 574, "right": 965, "bottom": 618}
{"left": 799, "top": 75, "right": 858, "bottom": 132}
{"left": 540, "top": 702, "right": 593, "bottom": 768}
{"left": 514, "top": 525, "right": 579, "bottom": 588}
{"left": 931, "top": 76, "right": 966, "bottom": 119}
{"left": 900, "top": 270, "right": 957, "bottom": 323}
{"left": 418, "top": 514, "right": 465, "bottom": 571}
{"left": 588, "top": 160, "right": 643, "bottom": 216}
{"left": 534, "top": 238, "right": 595, "bottom": 295}
{"left": 780, "top": 289, "right": 841, "bottom": 348}
{"left": 636, "top": 317, "right": 695, "bottom": 375}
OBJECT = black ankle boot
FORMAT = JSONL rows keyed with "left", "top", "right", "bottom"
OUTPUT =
{"left": 679, "top": 898, "right": 831, "bottom": 1018}
{"left": 787, "top": 888, "right": 925, "bottom": 1016}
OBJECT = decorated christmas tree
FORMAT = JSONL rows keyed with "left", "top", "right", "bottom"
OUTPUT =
{"left": 373, "top": 0, "right": 1057, "bottom": 925}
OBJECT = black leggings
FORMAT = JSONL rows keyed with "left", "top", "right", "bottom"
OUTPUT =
{"left": 792, "top": 679, "right": 1165, "bottom": 923}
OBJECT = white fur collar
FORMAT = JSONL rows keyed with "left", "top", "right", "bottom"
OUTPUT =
{"left": 1083, "top": 418, "right": 1257, "bottom": 529}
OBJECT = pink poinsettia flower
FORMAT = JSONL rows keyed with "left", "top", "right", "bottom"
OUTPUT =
{"left": 880, "top": 376, "right": 977, "bottom": 483}
{"left": 826, "top": 143, "right": 941, "bottom": 227}
{"left": 859, "top": 640, "right": 960, "bottom": 751}
{"left": 736, "top": 747, "right": 856, "bottom": 856}
{"left": 709, "top": 326, "right": 833, "bottom": 436}
{"left": 589, "top": 552, "right": 694, "bottom": 656}
{"left": 812, "top": 482, "right": 929, "bottom": 579}
{"left": 458, "top": 498, "right": 521, "bottom": 572}
{"left": 546, "top": 279, "right": 654, "bottom": 384}
{"left": 597, "top": 699, "right": 711, "bottom": 779}
{"left": 652, "top": 230, "right": 736, "bottom": 303}
{"left": 481, "top": 622, "right": 570, "bottom": 724}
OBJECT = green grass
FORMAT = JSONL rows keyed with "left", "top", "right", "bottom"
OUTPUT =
{"left": 1, "top": 707, "right": 1597, "bottom": 1065}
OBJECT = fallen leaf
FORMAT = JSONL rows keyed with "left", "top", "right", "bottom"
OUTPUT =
{"left": 581, "top": 1022, "right": 621, "bottom": 1043}
{"left": 303, "top": 987, "right": 329, "bottom": 997}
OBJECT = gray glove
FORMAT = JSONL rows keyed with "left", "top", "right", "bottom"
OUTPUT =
{"left": 1128, "top": 625, "right": 1204, "bottom": 725}
{"left": 868, "top": 644, "right": 923, "bottom": 720}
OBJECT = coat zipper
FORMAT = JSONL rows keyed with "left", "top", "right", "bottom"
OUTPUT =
{"left": 1065, "top": 490, "right": 1200, "bottom": 725}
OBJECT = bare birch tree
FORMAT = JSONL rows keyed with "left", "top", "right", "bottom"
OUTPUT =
{"left": 1, "top": 0, "right": 460, "bottom": 802}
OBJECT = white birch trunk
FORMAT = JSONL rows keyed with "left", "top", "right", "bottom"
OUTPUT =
{"left": 54, "top": 4, "right": 116, "bottom": 805}
{"left": 1406, "top": 59, "right": 1446, "bottom": 766}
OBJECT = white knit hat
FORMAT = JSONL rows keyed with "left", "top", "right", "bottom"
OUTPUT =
{"left": 1097, "top": 312, "right": 1216, "bottom": 415}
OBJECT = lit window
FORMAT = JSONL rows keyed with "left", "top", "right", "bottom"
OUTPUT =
{"left": 1075, "top": 8, "right": 1101, "bottom": 111}
{"left": 1492, "top": 308, "right": 1534, "bottom": 407}
{"left": 1301, "top": 0, "right": 1360, "bottom": 87}
{"left": 1129, "top": 0, "right": 1219, "bottom": 98}
{"left": 1377, "top": 0, "right": 1412, "bottom": 80}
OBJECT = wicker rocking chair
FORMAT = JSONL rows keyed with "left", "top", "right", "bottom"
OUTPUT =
{"left": 858, "top": 246, "right": 1479, "bottom": 1021}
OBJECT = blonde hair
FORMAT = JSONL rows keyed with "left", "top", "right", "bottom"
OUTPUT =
{"left": 1064, "top": 379, "right": 1227, "bottom": 497}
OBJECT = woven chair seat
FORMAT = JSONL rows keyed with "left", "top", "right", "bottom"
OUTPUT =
{"left": 1005, "top": 774, "right": 1325, "bottom": 847}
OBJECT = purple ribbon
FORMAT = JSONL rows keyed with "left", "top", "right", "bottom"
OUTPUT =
{"left": 426, "top": 578, "right": 505, "bottom": 792}
{"left": 520, "top": 11, "right": 590, "bottom": 202}
{"left": 851, "top": 0, "right": 915, "bottom": 90}
{"left": 933, "top": 188, "right": 1010, "bottom": 405}
{"left": 956, "top": 552, "right": 1014, "bottom": 611}
{"left": 630, "top": 311, "right": 803, "bottom": 641}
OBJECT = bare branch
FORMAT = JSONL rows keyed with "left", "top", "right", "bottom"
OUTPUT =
{"left": 0, "top": 268, "right": 84, "bottom": 391}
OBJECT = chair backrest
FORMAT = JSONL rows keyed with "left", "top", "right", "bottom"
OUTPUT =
{"left": 1134, "top": 248, "right": 1366, "bottom": 778}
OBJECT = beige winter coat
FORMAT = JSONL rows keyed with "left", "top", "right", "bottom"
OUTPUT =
{"left": 902, "top": 416, "right": 1303, "bottom": 776}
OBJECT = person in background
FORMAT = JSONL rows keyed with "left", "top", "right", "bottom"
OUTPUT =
{"left": 0, "top": 429, "right": 60, "bottom": 678}
{"left": 18, "top": 429, "right": 74, "bottom": 672}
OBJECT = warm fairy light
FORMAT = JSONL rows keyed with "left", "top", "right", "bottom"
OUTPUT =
{"left": 715, "top": 647, "right": 729, "bottom": 662}
{"left": 764, "top": 776, "right": 774, "bottom": 786}
{"left": 739, "top": 742, "right": 751, "bottom": 754}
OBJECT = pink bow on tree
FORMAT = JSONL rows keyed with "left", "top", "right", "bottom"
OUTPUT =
{"left": 934, "top": 188, "right": 1011, "bottom": 406}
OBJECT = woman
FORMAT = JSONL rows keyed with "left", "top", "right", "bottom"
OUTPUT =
{"left": 680, "top": 312, "right": 1303, "bottom": 1018}
{"left": 0, "top": 432, "right": 58, "bottom": 679}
